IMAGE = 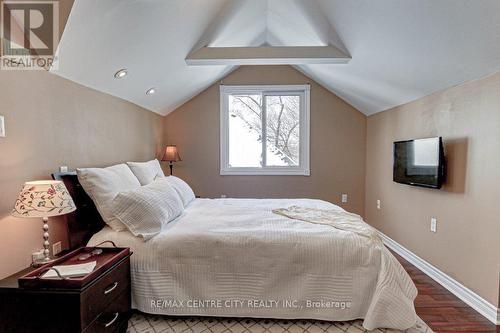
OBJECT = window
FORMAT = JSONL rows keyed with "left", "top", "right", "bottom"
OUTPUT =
{"left": 220, "top": 85, "right": 310, "bottom": 175}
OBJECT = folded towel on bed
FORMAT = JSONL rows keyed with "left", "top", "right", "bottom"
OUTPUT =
{"left": 272, "top": 206, "right": 381, "bottom": 242}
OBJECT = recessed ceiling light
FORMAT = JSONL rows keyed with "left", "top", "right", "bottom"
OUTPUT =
{"left": 146, "top": 88, "right": 156, "bottom": 96}
{"left": 114, "top": 69, "right": 128, "bottom": 79}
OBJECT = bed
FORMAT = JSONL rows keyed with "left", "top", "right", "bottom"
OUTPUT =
{"left": 54, "top": 172, "right": 417, "bottom": 331}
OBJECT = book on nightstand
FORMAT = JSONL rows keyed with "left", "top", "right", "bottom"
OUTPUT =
{"left": 41, "top": 261, "right": 97, "bottom": 278}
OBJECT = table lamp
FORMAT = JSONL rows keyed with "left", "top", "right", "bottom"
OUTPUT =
{"left": 162, "top": 145, "right": 181, "bottom": 175}
{"left": 12, "top": 180, "right": 76, "bottom": 265}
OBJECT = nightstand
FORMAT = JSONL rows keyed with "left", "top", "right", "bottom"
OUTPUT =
{"left": 0, "top": 251, "right": 132, "bottom": 333}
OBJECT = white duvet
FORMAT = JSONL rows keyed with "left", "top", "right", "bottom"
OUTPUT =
{"left": 88, "top": 198, "right": 417, "bottom": 330}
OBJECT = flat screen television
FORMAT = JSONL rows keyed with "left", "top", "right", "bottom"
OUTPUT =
{"left": 393, "top": 137, "right": 445, "bottom": 189}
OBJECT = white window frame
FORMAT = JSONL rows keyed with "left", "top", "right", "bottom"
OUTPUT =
{"left": 220, "top": 84, "right": 310, "bottom": 176}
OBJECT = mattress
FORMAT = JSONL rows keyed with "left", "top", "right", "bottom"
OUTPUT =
{"left": 88, "top": 198, "right": 417, "bottom": 330}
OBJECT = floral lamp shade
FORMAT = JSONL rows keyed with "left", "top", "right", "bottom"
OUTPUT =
{"left": 12, "top": 180, "right": 76, "bottom": 218}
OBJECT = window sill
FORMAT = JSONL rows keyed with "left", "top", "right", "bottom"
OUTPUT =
{"left": 220, "top": 168, "right": 310, "bottom": 176}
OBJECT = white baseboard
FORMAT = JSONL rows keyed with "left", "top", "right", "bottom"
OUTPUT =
{"left": 377, "top": 231, "right": 499, "bottom": 325}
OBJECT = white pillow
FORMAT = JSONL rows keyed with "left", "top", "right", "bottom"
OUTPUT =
{"left": 127, "top": 159, "right": 165, "bottom": 185}
{"left": 111, "top": 178, "right": 183, "bottom": 240}
{"left": 165, "top": 176, "right": 195, "bottom": 207}
{"left": 77, "top": 164, "right": 141, "bottom": 231}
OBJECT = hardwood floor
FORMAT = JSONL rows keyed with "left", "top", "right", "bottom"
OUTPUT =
{"left": 392, "top": 251, "right": 499, "bottom": 333}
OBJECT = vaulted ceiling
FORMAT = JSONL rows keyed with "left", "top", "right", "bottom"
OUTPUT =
{"left": 51, "top": 0, "right": 500, "bottom": 116}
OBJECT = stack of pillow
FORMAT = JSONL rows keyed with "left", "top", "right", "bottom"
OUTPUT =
{"left": 76, "top": 159, "right": 195, "bottom": 241}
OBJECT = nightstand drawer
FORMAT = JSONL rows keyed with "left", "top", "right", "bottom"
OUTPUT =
{"left": 81, "top": 258, "right": 130, "bottom": 328}
{"left": 83, "top": 290, "right": 130, "bottom": 333}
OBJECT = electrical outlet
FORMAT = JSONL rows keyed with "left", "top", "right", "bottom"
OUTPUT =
{"left": 376, "top": 199, "right": 381, "bottom": 210}
{"left": 52, "top": 241, "right": 62, "bottom": 256}
{"left": 59, "top": 166, "right": 68, "bottom": 173}
{"left": 430, "top": 218, "right": 437, "bottom": 233}
{"left": 341, "top": 194, "right": 348, "bottom": 203}
{"left": 0, "top": 115, "right": 5, "bottom": 137}
{"left": 220, "top": 194, "right": 227, "bottom": 198}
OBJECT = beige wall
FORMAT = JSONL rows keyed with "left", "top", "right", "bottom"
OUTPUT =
{"left": 0, "top": 70, "right": 164, "bottom": 279}
{"left": 365, "top": 72, "right": 500, "bottom": 306}
{"left": 164, "top": 65, "right": 367, "bottom": 215}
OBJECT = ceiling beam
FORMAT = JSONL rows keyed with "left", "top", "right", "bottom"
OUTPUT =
{"left": 186, "top": 45, "right": 351, "bottom": 66}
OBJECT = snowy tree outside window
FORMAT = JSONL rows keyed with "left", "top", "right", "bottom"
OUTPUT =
{"left": 220, "top": 85, "right": 310, "bottom": 175}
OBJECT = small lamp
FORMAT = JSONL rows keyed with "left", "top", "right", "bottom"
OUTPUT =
{"left": 162, "top": 145, "right": 182, "bottom": 175}
{"left": 12, "top": 180, "right": 76, "bottom": 265}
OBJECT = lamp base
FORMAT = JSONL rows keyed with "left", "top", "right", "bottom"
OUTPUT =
{"left": 38, "top": 216, "right": 54, "bottom": 267}
{"left": 31, "top": 257, "right": 58, "bottom": 267}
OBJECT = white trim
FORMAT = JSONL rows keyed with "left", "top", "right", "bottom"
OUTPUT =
{"left": 220, "top": 167, "right": 310, "bottom": 176}
{"left": 378, "top": 230, "right": 500, "bottom": 325}
{"left": 220, "top": 85, "right": 310, "bottom": 176}
{"left": 186, "top": 46, "right": 351, "bottom": 66}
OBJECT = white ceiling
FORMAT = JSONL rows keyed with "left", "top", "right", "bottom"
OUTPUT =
{"left": 51, "top": 0, "right": 500, "bottom": 116}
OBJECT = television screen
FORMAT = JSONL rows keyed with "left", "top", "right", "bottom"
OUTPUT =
{"left": 393, "top": 137, "right": 445, "bottom": 189}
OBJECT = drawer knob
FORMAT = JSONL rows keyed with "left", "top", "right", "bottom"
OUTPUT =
{"left": 103, "top": 281, "right": 118, "bottom": 295}
{"left": 103, "top": 312, "right": 119, "bottom": 328}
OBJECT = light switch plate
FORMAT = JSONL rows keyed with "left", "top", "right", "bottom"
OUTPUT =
{"left": 341, "top": 194, "right": 348, "bottom": 203}
{"left": 376, "top": 199, "right": 381, "bottom": 210}
{"left": 59, "top": 166, "right": 68, "bottom": 173}
{"left": 52, "top": 241, "right": 62, "bottom": 256}
{"left": 0, "top": 115, "right": 5, "bottom": 137}
{"left": 430, "top": 218, "right": 437, "bottom": 233}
